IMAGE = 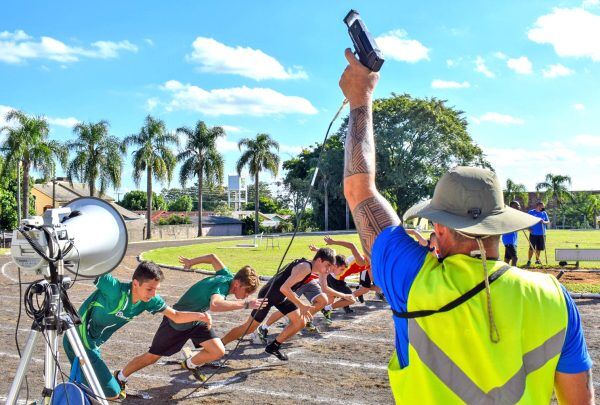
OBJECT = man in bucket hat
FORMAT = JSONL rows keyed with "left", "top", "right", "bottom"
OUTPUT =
{"left": 339, "top": 48, "right": 593, "bottom": 404}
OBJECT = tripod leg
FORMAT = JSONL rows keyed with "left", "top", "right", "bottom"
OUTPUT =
{"left": 6, "top": 329, "right": 40, "bottom": 405}
{"left": 65, "top": 327, "right": 109, "bottom": 405}
{"left": 44, "top": 330, "right": 58, "bottom": 399}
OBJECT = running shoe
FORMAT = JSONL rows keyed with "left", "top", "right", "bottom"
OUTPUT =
{"left": 357, "top": 294, "right": 365, "bottom": 304}
{"left": 112, "top": 370, "right": 127, "bottom": 399}
{"left": 252, "top": 326, "right": 269, "bottom": 344}
{"left": 343, "top": 306, "right": 355, "bottom": 314}
{"left": 265, "top": 341, "right": 289, "bottom": 361}
{"left": 535, "top": 260, "right": 542, "bottom": 265}
{"left": 181, "top": 359, "right": 207, "bottom": 382}
{"left": 525, "top": 261, "right": 531, "bottom": 267}
{"left": 321, "top": 309, "right": 333, "bottom": 325}
{"left": 305, "top": 321, "right": 320, "bottom": 333}
{"left": 376, "top": 292, "right": 386, "bottom": 301}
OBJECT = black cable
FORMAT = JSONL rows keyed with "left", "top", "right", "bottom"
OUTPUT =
{"left": 184, "top": 99, "right": 349, "bottom": 395}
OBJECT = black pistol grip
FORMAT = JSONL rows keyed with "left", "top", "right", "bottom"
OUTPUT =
{"left": 343, "top": 9, "right": 385, "bottom": 72}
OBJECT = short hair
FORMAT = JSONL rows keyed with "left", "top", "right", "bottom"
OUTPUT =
{"left": 536, "top": 201, "right": 544, "bottom": 206}
{"left": 234, "top": 265, "right": 260, "bottom": 293}
{"left": 335, "top": 254, "right": 347, "bottom": 267}
{"left": 133, "top": 261, "right": 164, "bottom": 284}
{"left": 313, "top": 247, "right": 335, "bottom": 264}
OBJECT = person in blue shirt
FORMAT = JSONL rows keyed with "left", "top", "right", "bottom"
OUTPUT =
{"left": 502, "top": 200, "right": 521, "bottom": 266}
{"left": 339, "top": 48, "right": 593, "bottom": 404}
{"left": 527, "top": 201, "right": 551, "bottom": 266}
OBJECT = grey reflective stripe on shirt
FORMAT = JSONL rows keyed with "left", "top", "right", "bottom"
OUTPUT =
{"left": 409, "top": 319, "right": 566, "bottom": 404}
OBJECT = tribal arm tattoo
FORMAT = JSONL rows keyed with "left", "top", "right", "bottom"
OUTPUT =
{"left": 344, "top": 105, "right": 400, "bottom": 257}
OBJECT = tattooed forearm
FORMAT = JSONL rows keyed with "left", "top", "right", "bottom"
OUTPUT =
{"left": 344, "top": 105, "right": 375, "bottom": 178}
{"left": 352, "top": 196, "right": 401, "bottom": 256}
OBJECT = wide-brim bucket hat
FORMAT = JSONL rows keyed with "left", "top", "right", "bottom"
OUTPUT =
{"left": 403, "top": 166, "right": 539, "bottom": 236}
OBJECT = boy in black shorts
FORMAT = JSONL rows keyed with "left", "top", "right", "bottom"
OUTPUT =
{"left": 221, "top": 248, "right": 336, "bottom": 361}
{"left": 115, "top": 253, "right": 265, "bottom": 385}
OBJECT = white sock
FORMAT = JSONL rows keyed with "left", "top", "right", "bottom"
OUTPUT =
{"left": 259, "top": 324, "right": 269, "bottom": 331}
{"left": 117, "top": 370, "right": 127, "bottom": 382}
{"left": 324, "top": 305, "right": 333, "bottom": 311}
{"left": 186, "top": 357, "right": 197, "bottom": 369}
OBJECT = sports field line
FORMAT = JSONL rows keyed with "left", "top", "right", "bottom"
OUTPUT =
{"left": 1, "top": 261, "right": 17, "bottom": 283}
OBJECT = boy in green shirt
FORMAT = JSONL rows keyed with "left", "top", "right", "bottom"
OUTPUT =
{"left": 64, "top": 261, "right": 211, "bottom": 400}
{"left": 115, "top": 253, "right": 265, "bottom": 385}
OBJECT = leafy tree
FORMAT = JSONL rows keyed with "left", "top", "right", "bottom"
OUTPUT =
{"left": 0, "top": 110, "right": 66, "bottom": 220}
{"left": 66, "top": 120, "right": 125, "bottom": 197}
{"left": 123, "top": 115, "right": 177, "bottom": 239}
{"left": 176, "top": 121, "right": 225, "bottom": 237}
{"left": 247, "top": 181, "right": 275, "bottom": 201}
{"left": 245, "top": 195, "right": 282, "bottom": 214}
{"left": 504, "top": 179, "right": 528, "bottom": 207}
{"left": 536, "top": 173, "right": 572, "bottom": 227}
{"left": 337, "top": 93, "right": 490, "bottom": 217}
{"left": 168, "top": 195, "right": 193, "bottom": 212}
{"left": 213, "top": 201, "right": 233, "bottom": 217}
{"left": 119, "top": 190, "right": 166, "bottom": 211}
{"left": 236, "top": 133, "right": 280, "bottom": 234}
{"left": 556, "top": 192, "right": 600, "bottom": 229}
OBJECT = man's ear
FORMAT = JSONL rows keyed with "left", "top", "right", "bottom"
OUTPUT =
{"left": 132, "top": 279, "right": 139, "bottom": 288}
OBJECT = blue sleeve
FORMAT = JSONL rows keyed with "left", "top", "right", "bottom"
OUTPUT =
{"left": 556, "top": 286, "right": 593, "bottom": 373}
{"left": 372, "top": 226, "right": 428, "bottom": 368}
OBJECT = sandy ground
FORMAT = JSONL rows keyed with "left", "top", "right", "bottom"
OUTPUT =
{"left": 0, "top": 241, "right": 598, "bottom": 404}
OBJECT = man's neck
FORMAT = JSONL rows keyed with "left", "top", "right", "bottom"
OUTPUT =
{"left": 131, "top": 287, "right": 140, "bottom": 304}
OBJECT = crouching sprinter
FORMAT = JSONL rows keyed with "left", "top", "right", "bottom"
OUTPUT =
{"left": 221, "top": 248, "right": 336, "bottom": 361}
{"left": 115, "top": 253, "right": 265, "bottom": 386}
{"left": 63, "top": 261, "right": 212, "bottom": 400}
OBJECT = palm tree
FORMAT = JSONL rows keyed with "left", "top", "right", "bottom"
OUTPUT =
{"left": 236, "top": 133, "right": 280, "bottom": 234}
{"left": 176, "top": 121, "right": 225, "bottom": 237}
{"left": 123, "top": 115, "right": 177, "bottom": 240}
{"left": 66, "top": 120, "right": 126, "bottom": 198}
{"left": 536, "top": 173, "right": 572, "bottom": 227}
{"left": 503, "top": 179, "right": 528, "bottom": 207}
{"left": 0, "top": 110, "right": 66, "bottom": 219}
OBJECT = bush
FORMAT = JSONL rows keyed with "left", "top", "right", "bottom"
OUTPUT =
{"left": 157, "top": 214, "right": 191, "bottom": 226}
{"left": 168, "top": 195, "right": 193, "bottom": 212}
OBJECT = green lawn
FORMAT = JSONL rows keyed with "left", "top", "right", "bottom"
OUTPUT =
{"left": 0, "top": 248, "right": 9, "bottom": 255}
{"left": 142, "top": 234, "right": 364, "bottom": 276}
{"left": 142, "top": 229, "right": 600, "bottom": 276}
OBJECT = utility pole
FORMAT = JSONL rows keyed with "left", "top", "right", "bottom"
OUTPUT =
{"left": 16, "top": 160, "right": 21, "bottom": 225}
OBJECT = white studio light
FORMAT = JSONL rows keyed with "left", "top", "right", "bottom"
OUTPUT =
{"left": 11, "top": 197, "right": 128, "bottom": 278}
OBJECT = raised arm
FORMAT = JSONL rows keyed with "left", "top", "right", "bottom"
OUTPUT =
{"left": 178, "top": 253, "right": 226, "bottom": 272}
{"left": 339, "top": 48, "right": 400, "bottom": 257}
{"left": 324, "top": 236, "right": 365, "bottom": 266}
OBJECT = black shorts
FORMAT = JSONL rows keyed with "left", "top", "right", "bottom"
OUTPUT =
{"left": 327, "top": 274, "right": 352, "bottom": 295}
{"left": 149, "top": 316, "right": 217, "bottom": 357}
{"left": 250, "top": 283, "right": 297, "bottom": 323}
{"left": 529, "top": 234, "right": 545, "bottom": 251}
{"left": 504, "top": 244, "right": 517, "bottom": 261}
{"left": 359, "top": 270, "right": 373, "bottom": 288}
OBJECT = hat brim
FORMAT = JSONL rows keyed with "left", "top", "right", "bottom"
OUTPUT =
{"left": 403, "top": 199, "right": 539, "bottom": 236}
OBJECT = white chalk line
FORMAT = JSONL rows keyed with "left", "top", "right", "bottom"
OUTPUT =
{"left": 1, "top": 261, "right": 18, "bottom": 283}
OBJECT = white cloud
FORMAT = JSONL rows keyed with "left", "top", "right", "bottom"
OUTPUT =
{"left": 475, "top": 56, "right": 495, "bottom": 78}
{"left": 160, "top": 80, "right": 318, "bottom": 116}
{"left": 528, "top": 8, "right": 600, "bottom": 61}
{"left": 542, "top": 63, "right": 574, "bottom": 78}
{"left": 186, "top": 37, "right": 307, "bottom": 81}
{"left": 279, "top": 144, "right": 303, "bottom": 155}
{"left": 0, "top": 104, "right": 17, "bottom": 128}
{"left": 582, "top": 0, "right": 599, "bottom": 9}
{"left": 472, "top": 112, "right": 524, "bottom": 125}
{"left": 574, "top": 103, "right": 585, "bottom": 110}
{"left": 431, "top": 80, "right": 470, "bottom": 89}
{"left": 0, "top": 30, "right": 138, "bottom": 64}
{"left": 507, "top": 56, "right": 533, "bottom": 74}
{"left": 221, "top": 125, "right": 243, "bottom": 133}
{"left": 375, "top": 30, "right": 430, "bottom": 63}
{"left": 494, "top": 51, "right": 507, "bottom": 60}
{"left": 144, "top": 38, "right": 154, "bottom": 46}
{"left": 215, "top": 135, "right": 240, "bottom": 153}
{"left": 446, "top": 59, "right": 456, "bottom": 67}
{"left": 573, "top": 134, "right": 600, "bottom": 146}
{"left": 47, "top": 116, "right": 79, "bottom": 128}
{"left": 146, "top": 97, "right": 159, "bottom": 111}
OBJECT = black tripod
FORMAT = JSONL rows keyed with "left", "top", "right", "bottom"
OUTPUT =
{"left": 6, "top": 259, "right": 108, "bottom": 405}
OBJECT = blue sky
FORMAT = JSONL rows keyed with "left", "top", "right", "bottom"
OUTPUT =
{"left": 1, "top": 0, "right": 599, "bottom": 200}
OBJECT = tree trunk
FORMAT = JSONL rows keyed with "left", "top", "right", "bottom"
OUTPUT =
{"left": 197, "top": 171, "right": 203, "bottom": 237}
{"left": 89, "top": 179, "right": 95, "bottom": 197}
{"left": 22, "top": 161, "right": 30, "bottom": 218}
{"left": 16, "top": 161, "right": 21, "bottom": 223}
{"left": 146, "top": 167, "right": 152, "bottom": 240}
{"left": 254, "top": 172, "right": 259, "bottom": 235}
{"left": 324, "top": 179, "right": 329, "bottom": 232}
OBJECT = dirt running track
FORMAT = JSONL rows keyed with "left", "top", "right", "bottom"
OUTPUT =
{"left": 0, "top": 240, "right": 598, "bottom": 404}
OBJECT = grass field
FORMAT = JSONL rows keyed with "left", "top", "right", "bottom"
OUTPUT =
{"left": 142, "top": 229, "right": 600, "bottom": 275}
